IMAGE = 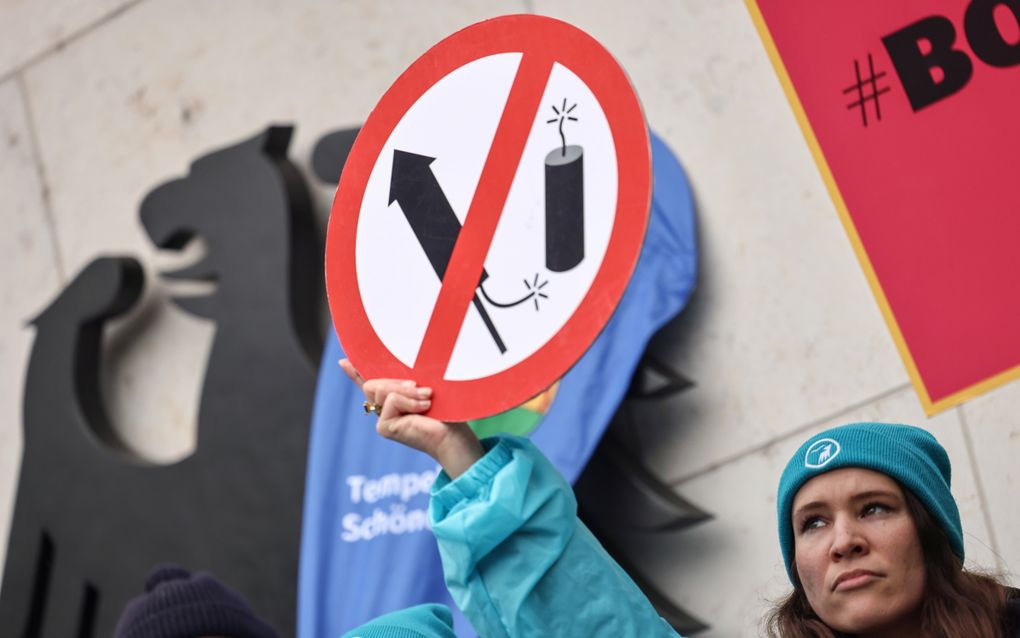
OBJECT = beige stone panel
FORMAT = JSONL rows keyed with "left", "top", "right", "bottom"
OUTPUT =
{"left": 621, "top": 387, "right": 999, "bottom": 637}
{"left": 25, "top": 0, "right": 522, "bottom": 272}
{"left": 530, "top": 0, "right": 910, "bottom": 479}
{"left": 960, "top": 382, "right": 1020, "bottom": 581}
{"left": 0, "top": 0, "right": 137, "bottom": 78}
{"left": 0, "top": 78, "right": 62, "bottom": 580}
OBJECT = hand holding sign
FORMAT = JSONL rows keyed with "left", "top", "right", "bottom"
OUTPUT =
{"left": 339, "top": 359, "right": 484, "bottom": 478}
{"left": 326, "top": 15, "right": 650, "bottom": 420}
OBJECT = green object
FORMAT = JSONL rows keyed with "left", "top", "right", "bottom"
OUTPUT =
{"left": 469, "top": 407, "right": 544, "bottom": 439}
{"left": 777, "top": 422, "right": 963, "bottom": 582}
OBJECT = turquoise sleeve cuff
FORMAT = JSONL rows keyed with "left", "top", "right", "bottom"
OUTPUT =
{"left": 430, "top": 436, "right": 512, "bottom": 521}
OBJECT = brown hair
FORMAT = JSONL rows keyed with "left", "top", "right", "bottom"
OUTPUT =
{"left": 764, "top": 488, "right": 1007, "bottom": 638}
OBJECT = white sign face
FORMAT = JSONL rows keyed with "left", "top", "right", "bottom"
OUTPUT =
{"left": 327, "top": 14, "right": 650, "bottom": 420}
{"left": 356, "top": 53, "right": 617, "bottom": 380}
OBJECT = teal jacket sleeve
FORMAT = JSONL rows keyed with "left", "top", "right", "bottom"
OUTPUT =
{"left": 429, "top": 436, "right": 682, "bottom": 638}
{"left": 340, "top": 603, "right": 456, "bottom": 638}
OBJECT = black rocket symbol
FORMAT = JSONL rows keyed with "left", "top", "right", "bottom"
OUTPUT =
{"left": 545, "top": 99, "right": 584, "bottom": 273}
{"left": 388, "top": 100, "right": 586, "bottom": 355}
{"left": 389, "top": 150, "right": 507, "bottom": 354}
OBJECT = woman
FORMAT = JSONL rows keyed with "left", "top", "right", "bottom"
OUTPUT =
{"left": 766, "top": 422, "right": 1018, "bottom": 637}
{"left": 342, "top": 362, "right": 1019, "bottom": 637}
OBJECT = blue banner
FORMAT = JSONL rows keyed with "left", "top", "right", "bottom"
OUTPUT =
{"left": 297, "top": 132, "right": 697, "bottom": 637}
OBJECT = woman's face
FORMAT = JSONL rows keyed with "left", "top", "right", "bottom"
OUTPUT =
{"left": 792, "top": 468, "right": 926, "bottom": 636}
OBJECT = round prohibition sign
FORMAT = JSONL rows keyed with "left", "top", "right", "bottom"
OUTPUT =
{"left": 326, "top": 15, "right": 651, "bottom": 420}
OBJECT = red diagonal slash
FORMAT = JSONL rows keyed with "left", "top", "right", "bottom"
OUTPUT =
{"left": 412, "top": 53, "right": 554, "bottom": 379}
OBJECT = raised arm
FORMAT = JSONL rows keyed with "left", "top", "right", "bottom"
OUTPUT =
{"left": 340, "top": 360, "right": 681, "bottom": 638}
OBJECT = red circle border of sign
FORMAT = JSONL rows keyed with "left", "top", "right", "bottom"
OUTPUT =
{"left": 326, "top": 14, "right": 651, "bottom": 421}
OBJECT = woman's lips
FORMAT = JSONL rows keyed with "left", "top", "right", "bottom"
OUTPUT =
{"left": 833, "top": 570, "right": 881, "bottom": 592}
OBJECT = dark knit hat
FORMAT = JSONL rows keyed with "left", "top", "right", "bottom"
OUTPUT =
{"left": 114, "top": 565, "right": 280, "bottom": 638}
{"left": 777, "top": 422, "right": 963, "bottom": 583}
{"left": 340, "top": 604, "right": 456, "bottom": 638}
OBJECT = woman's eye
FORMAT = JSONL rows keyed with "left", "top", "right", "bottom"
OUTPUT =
{"left": 800, "top": 517, "right": 825, "bottom": 533}
{"left": 862, "top": 502, "right": 891, "bottom": 517}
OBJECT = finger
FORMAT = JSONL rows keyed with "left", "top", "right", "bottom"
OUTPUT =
{"left": 338, "top": 359, "right": 365, "bottom": 390}
{"left": 377, "top": 413, "right": 445, "bottom": 453}
{"left": 363, "top": 379, "right": 429, "bottom": 406}
{"left": 379, "top": 391, "right": 431, "bottom": 422}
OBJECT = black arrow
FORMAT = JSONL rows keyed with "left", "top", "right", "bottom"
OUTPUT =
{"left": 389, "top": 150, "right": 506, "bottom": 354}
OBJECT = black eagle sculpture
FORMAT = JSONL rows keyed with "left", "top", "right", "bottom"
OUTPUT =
{"left": 0, "top": 126, "right": 321, "bottom": 637}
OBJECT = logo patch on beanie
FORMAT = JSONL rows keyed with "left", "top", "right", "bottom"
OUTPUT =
{"left": 805, "top": 438, "right": 841, "bottom": 469}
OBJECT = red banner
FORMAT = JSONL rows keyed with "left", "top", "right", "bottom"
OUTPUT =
{"left": 747, "top": 0, "right": 1020, "bottom": 414}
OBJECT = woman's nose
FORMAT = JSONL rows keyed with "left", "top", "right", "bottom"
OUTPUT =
{"left": 829, "top": 517, "right": 868, "bottom": 560}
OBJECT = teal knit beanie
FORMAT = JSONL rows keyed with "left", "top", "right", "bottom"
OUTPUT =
{"left": 777, "top": 422, "right": 963, "bottom": 582}
{"left": 341, "top": 604, "right": 456, "bottom": 638}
